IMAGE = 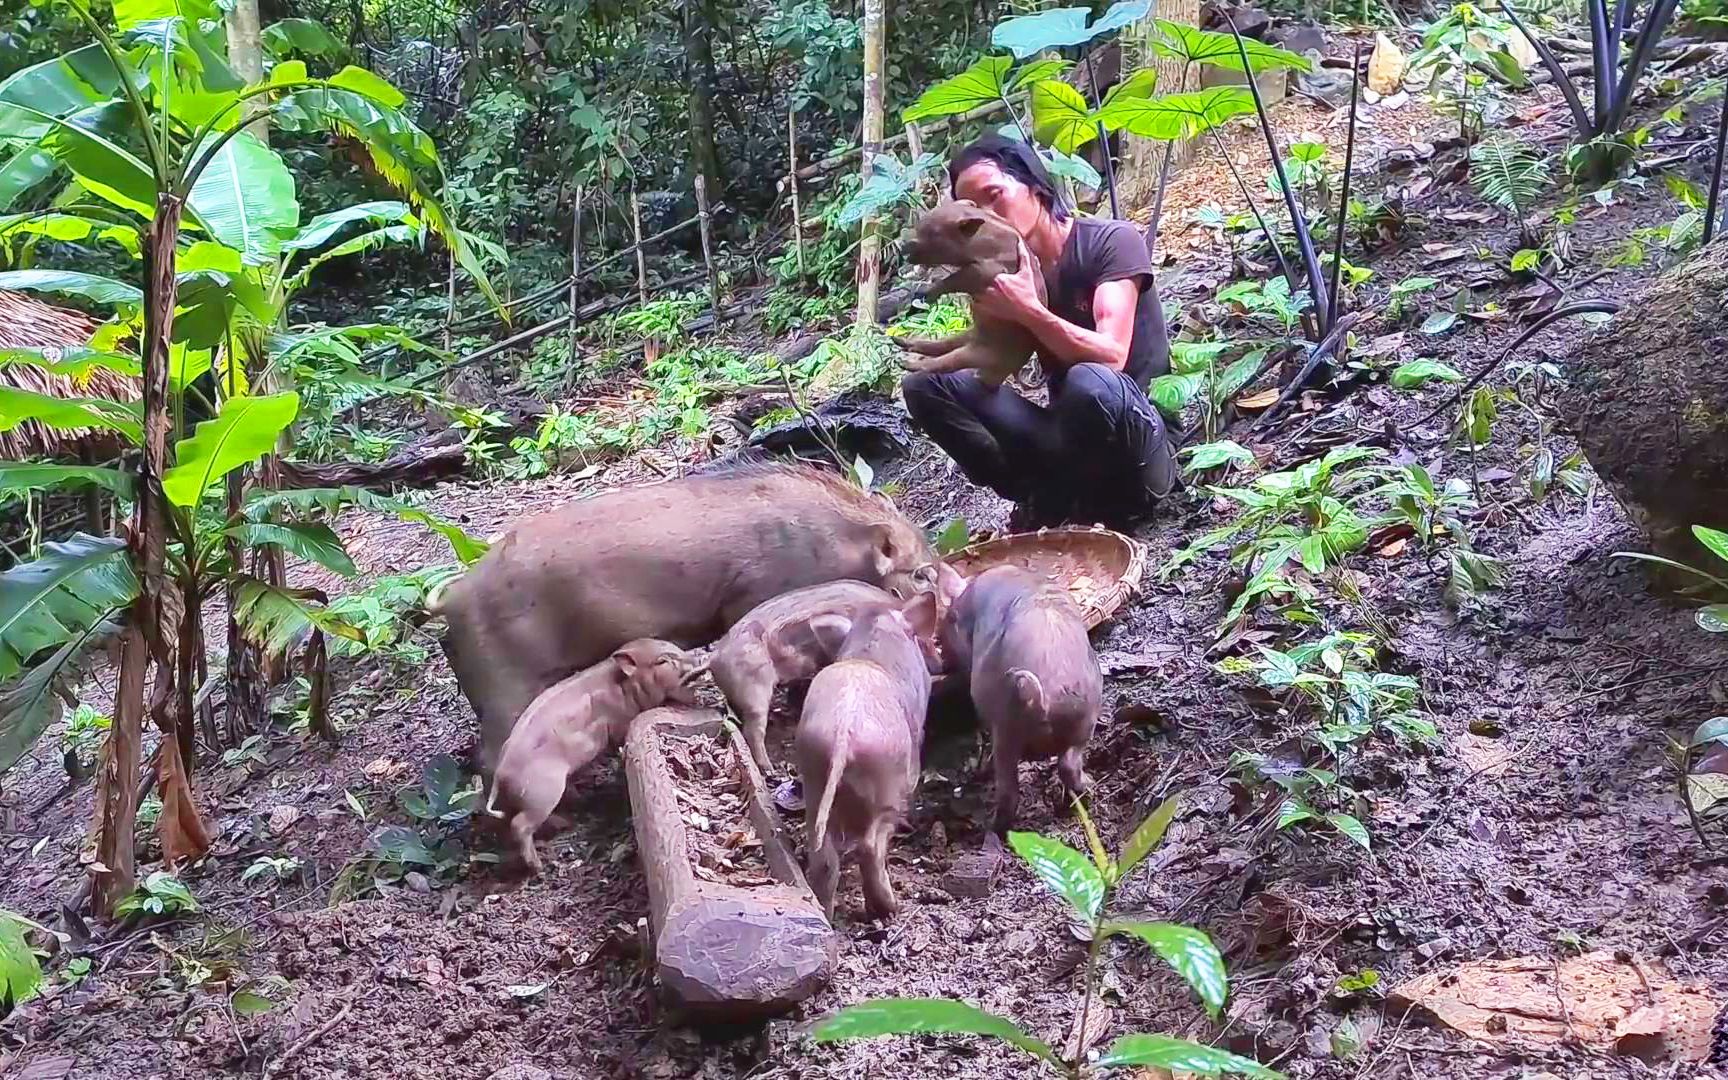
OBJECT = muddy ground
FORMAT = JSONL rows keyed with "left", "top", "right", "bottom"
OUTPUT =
{"left": 3, "top": 29, "right": 1728, "bottom": 1080}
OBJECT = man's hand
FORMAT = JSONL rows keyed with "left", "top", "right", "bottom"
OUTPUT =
{"left": 972, "top": 239, "right": 1043, "bottom": 324}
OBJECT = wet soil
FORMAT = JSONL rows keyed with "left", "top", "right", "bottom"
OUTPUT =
{"left": 4, "top": 28, "right": 1728, "bottom": 1080}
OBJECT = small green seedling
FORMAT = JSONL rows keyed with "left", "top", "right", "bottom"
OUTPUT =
{"left": 115, "top": 872, "right": 199, "bottom": 919}
{"left": 809, "top": 796, "right": 1280, "bottom": 1078}
{"left": 241, "top": 856, "right": 302, "bottom": 885}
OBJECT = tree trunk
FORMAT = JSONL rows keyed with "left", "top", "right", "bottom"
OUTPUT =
{"left": 224, "top": 0, "right": 269, "bottom": 140}
{"left": 683, "top": 0, "right": 723, "bottom": 199}
{"left": 1123, "top": 0, "right": 1200, "bottom": 208}
{"left": 93, "top": 194, "right": 184, "bottom": 916}
{"left": 855, "top": 0, "right": 886, "bottom": 325}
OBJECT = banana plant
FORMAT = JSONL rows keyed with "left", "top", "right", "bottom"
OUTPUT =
{"left": 0, "top": 0, "right": 498, "bottom": 915}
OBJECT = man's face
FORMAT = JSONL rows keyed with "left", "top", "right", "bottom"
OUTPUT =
{"left": 954, "top": 159, "right": 1041, "bottom": 238}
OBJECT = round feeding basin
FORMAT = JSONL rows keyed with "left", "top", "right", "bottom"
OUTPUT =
{"left": 946, "top": 525, "right": 1146, "bottom": 629}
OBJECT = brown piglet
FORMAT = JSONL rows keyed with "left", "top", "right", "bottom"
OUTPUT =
{"left": 486, "top": 638, "right": 706, "bottom": 874}
{"left": 797, "top": 592, "right": 943, "bottom": 921}
{"left": 710, "top": 580, "right": 901, "bottom": 777}
{"left": 898, "top": 200, "right": 1048, "bottom": 386}
{"left": 941, "top": 565, "right": 1102, "bottom": 836}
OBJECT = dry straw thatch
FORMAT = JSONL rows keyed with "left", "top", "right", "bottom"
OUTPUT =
{"left": 0, "top": 289, "right": 139, "bottom": 460}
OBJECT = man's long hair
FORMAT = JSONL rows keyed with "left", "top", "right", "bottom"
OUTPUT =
{"left": 949, "top": 134, "right": 1073, "bottom": 222}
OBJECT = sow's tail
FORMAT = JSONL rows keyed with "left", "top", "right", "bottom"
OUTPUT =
{"left": 809, "top": 723, "right": 852, "bottom": 848}
{"left": 1007, "top": 668, "right": 1045, "bottom": 720}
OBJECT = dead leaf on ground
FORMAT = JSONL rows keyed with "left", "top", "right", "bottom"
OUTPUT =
{"left": 1377, "top": 538, "right": 1409, "bottom": 558}
{"left": 1389, "top": 951, "right": 1720, "bottom": 1062}
{"left": 1237, "top": 388, "right": 1280, "bottom": 409}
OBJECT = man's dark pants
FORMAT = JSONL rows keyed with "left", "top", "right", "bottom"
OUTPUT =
{"left": 902, "top": 363, "right": 1176, "bottom": 525}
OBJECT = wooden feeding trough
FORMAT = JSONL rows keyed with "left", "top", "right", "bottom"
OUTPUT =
{"left": 947, "top": 525, "right": 1146, "bottom": 629}
{"left": 622, "top": 705, "right": 837, "bottom": 1024}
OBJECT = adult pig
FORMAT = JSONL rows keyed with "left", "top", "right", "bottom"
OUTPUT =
{"left": 434, "top": 461, "right": 936, "bottom": 775}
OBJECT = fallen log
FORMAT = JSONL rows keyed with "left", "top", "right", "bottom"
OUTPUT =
{"left": 277, "top": 431, "right": 467, "bottom": 490}
{"left": 622, "top": 705, "right": 837, "bottom": 1024}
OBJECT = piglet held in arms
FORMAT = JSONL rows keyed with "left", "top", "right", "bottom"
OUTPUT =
{"left": 898, "top": 200, "right": 1048, "bottom": 386}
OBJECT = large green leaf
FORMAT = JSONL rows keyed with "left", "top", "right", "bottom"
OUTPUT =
{"left": 0, "top": 146, "right": 59, "bottom": 211}
{"left": 0, "top": 45, "right": 119, "bottom": 140}
{"left": 232, "top": 576, "right": 362, "bottom": 657}
{"left": 1007, "top": 830, "right": 1105, "bottom": 921}
{"left": 1031, "top": 79, "right": 1098, "bottom": 155}
{"left": 1095, "top": 87, "right": 1255, "bottom": 141}
{"left": 34, "top": 103, "right": 158, "bottom": 218}
{"left": 0, "top": 210, "right": 141, "bottom": 257}
{"left": 284, "top": 223, "right": 423, "bottom": 291}
{"left": 0, "top": 269, "right": 142, "bottom": 308}
{"left": 0, "top": 463, "right": 134, "bottom": 500}
{"left": 1152, "top": 20, "right": 1313, "bottom": 73}
{"left": 1694, "top": 525, "right": 1728, "bottom": 567}
{"left": 0, "top": 387, "right": 143, "bottom": 444}
{"left": 261, "top": 18, "right": 343, "bottom": 59}
{"left": 809, "top": 998, "right": 1058, "bottom": 1065}
{"left": 225, "top": 522, "right": 358, "bottom": 577}
{"left": 903, "top": 55, "right": 1014, "bottom": 123}
{"left": 161, "top": 391, "right": 299, "bottom": 508}
{"left": 112, "top": 0, "right": 218, "bottom": 30}
{"left": 1103, "top": 920, "right": 1228, "bottom": 1016}
{"left": 283, "top": 199, "right": 413, "bottom": 252}
{"left": 1008, "top": 58, "right": 1073, "bottom": 91}
{"left": 270, "top": 86, "right": 500, "bottom": 314}
{"left": 1103, "top": 68, "right": 1158, "bottom": 107}
{"left": 242, "top": 485, "right": 489, "bottom": 565}
{"left": 0, "top": 347, "right": 141, "bottom": 382}
{"left": 187, "top": 131, "right": 300, "bottom": 265}
{"left": 0, "top": 624, "right": 111, "bottom": 777}
{"left": 0, "top": 533, "right": 137, "bottom": 680}
{"left": 0, "top": 912, "right": 42, "bottom": 1006}
{"left": 992, "top": 0, "right": 1151, "bottom": 57}
{"left": 1096, "top": 1034, "right": 1281, "bottom": 1076}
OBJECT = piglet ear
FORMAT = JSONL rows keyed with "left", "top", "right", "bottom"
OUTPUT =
{"left": 900, "top": 591, "right": 939, "bottom": 640}
{"left": 611, "top": 649, "right": 640, "bottom": 680}
{"left": 957, "top": 215, "right": 985, "bottom": 236}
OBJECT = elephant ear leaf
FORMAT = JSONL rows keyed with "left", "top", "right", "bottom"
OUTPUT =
{"left": 0, "top": 533, "right": 137, "bottom": 681}
{"left": 1031, "top": 80, "right": 1098, "bottom": 155}
{"left": 903, "top": 55, "right": 1014, "bottom": 123}
{"left": 162, "top": 392, "right": 299, "bottom": 509}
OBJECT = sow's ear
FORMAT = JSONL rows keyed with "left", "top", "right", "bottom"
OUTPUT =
{"left": 868, "top": 521, "right": 898, "bottom": 580}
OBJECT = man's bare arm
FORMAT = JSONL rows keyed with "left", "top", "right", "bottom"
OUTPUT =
{"left": 1019, "top": 278, "right": 1139, "bottom": 371}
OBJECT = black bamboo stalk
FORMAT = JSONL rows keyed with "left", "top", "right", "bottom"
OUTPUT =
{"left": 1225, "top": 14, "right": 1330, "bottom": 337}
{"left": 1082, "top": 47, "right": 1120, "bottom": 219}
{"left": 1705, "top": 80, "right": 1728, "bottom": 246}
{"left": 1326, "top": 41, "right": 1362, "bottom": 331}
{"left": 1604, "top": 0, "right": 1685, "bottom": 136}
{"left": 1587, "top": 0, "right": 1613, "bottom": 130}
{"left": 1500, "top": 1, "right": 1592, "bottom": 136}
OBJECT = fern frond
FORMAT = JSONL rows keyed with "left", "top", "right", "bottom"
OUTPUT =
{"left": 1469, "top": 136, "right": 1550, "bottom": 218}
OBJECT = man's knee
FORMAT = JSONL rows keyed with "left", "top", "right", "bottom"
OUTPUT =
{"left": 902, "top": 369, "right": 980, "bottom": 424}
{"left": 1055, "top": 363, "right": 1128, "bottom": 418}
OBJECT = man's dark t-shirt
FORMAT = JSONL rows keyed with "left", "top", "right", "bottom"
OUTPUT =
{"left": 1039, "top": 216, "right": 1168, "bottom": 393}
